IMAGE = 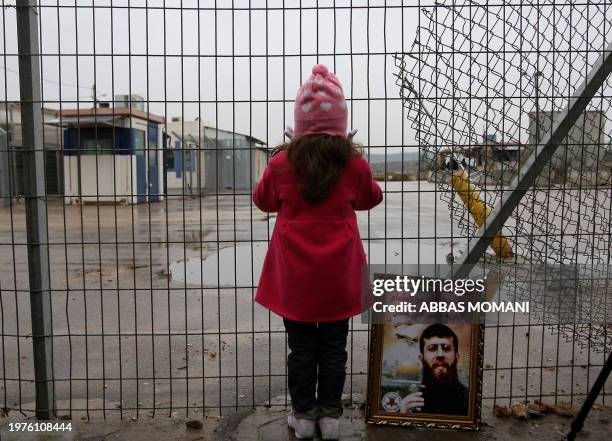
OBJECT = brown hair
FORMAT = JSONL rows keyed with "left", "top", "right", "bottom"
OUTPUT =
{"left": 272, "top": 134, "right": 362, "bottom": 204}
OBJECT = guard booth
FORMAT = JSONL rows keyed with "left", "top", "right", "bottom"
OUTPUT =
{"left": 51, "top": 98, "right": 165, "bottom": 204}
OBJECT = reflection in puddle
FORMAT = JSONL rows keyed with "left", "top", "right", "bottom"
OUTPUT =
{"left": 169, "top": 242, "right": 268, "bottom": 287}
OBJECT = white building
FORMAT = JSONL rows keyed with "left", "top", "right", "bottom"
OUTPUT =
{"left": 528, "top": 110, "right": 609, "bottom": 184}
{"left": 51, "top": 97, "right": 165, "bottom": 204}
{"left": 164, "top": 117, "right": 269, "bottom": 194}
{"left": 164, "top": 118, "right": 205, "bottom": 194}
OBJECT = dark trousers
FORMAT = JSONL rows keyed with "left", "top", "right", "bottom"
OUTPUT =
{"left": 283, "top": 317, "right": 349, "bottom": 420}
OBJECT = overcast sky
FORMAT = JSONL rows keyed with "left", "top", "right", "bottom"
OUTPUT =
{"left": 1, "top": 1, "right": 610, "bottom": 150}
{"left": 2, "top": 1, "right": 420, "bottom": 149}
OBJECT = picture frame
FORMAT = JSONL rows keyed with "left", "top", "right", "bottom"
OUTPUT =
{"left": 365, "top": 314, "right": 484, "bottom": 430}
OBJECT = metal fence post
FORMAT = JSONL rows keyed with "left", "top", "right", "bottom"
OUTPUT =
{"left": 16, "top": 0, "right": 56, "bottom": 419}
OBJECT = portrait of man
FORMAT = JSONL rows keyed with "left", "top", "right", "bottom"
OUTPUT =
{"left": 370, "top": 318, "right": 481, "bottom": 428}
{"left": 399, "top": 324, "right": 469, "bottom": 415}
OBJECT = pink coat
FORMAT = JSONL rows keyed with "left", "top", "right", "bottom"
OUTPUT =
{"left": 253, "top": 150, "right": 383, "bottom": 322}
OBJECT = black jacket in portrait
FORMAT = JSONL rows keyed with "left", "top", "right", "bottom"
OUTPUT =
{"left": 421, "top": 381, "right": 469, "bottom": 415}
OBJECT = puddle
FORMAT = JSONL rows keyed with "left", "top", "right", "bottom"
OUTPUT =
{"left": 169, "top": 242, "right": 268, "bottom": 287}
{"left": 169, "top": 240, "right": 453, "bottom": 286}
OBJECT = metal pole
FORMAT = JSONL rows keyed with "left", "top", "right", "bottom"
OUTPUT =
{"left": 564, "top": 351, "right": 612, "bottom": 441}
{"left": 451, "top": 40, "right": 612, "bottom": 278}
{"left": 16, "top": 0, "right": 56, "bottom": 419}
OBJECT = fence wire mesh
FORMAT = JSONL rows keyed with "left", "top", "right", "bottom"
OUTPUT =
{"left": 394, "top": 0, "right": 612, "bottom": 353}
{"left": 0, "top": 0, "right": 609, "bottom": 420}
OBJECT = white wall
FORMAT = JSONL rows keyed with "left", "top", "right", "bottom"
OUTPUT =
{"left": 254, "top": 149, "right": 267, "bottom": 182}
{"left": 166, "top": 170, "right": 183, "bottom": 190}
{"left": 64, "top": 154, "right": 134, "bottom": 204}
{"left": 165, "top": 119, "right": 205, "bottom": 191}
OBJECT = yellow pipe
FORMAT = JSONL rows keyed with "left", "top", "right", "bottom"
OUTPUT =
{"left": 451, "top": 170, "right": 513, "bottom": 259}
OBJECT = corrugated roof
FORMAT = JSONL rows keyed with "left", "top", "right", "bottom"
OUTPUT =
{"left": 204, "top": 125, "right": 266, "bottom": 146}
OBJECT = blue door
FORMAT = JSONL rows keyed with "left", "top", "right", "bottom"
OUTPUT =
{"left": 133, "top": 129, "right": 147, "bottom": 203}
{"left": 147, "top": 122, "right": 159, "bottom": 202}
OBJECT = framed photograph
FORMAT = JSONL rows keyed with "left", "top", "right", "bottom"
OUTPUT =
{"left": 365, "top": 319, "right": 484, "bottom": 430}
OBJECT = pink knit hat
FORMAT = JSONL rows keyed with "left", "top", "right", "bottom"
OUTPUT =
{"left": 292, "top": 64, "right": 349, "bottom": 138}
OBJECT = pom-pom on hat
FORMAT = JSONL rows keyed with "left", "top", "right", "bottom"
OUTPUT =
{"left": 293, "top": 64, "right": 348, "bottom": 138}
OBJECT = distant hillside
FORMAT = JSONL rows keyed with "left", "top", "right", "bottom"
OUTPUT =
{"left": 367, "top": 151, "right": 421, "bottom": 164}
{"left": 366, "top": 151, "right": 428, "bottom": 173}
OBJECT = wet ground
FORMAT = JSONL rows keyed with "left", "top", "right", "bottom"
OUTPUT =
{"left": 233, "top": 402, "right": 612, "bottom": 441}
{"left": 0, "top": 181, "right": 609, "bottom": 435}
{"left": 0, "top": 401, "right": 610, "bottom": 440}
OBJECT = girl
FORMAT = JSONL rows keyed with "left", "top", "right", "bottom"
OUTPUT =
{"left": 253, "top": 64, "right": 383, "bottom": 439}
